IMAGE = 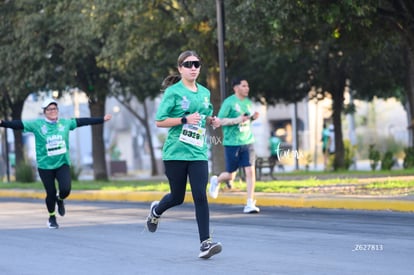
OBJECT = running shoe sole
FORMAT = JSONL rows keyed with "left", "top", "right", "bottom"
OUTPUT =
{"left": 146, "top": 201, "right": 160, "bottom": 232}
{"left": 199, "top": 243, "right": 222, "bottom": 259}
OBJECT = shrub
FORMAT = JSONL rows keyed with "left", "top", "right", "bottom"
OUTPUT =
{"left": 381, "top": 151, "right": 395, "bottom": 170}
{"left": 403, "top": 147, "right": 414, "bottom": 169}
{"left": 343, "top": 140, "right": 356, "bottom": 170}
{"left": 356, "top": 134, "right": 405, "bottom": 159}
{"left": 15, "top": 162, "right": 35, "bottom": 183}
{"left": 368, "top": 144, "right": 381, "bottom": 171}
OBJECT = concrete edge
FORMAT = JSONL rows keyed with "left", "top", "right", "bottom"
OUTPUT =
{"left": 1, "top": 189, "right": 413, "bottom": 213}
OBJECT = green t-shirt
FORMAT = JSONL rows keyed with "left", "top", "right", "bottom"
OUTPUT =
{"left": 269, "top": 136, "right": 281, "bottom": 156}
{"left": 218, "top": 94, "right": 255, "bottom": 146}
{"left": 23, "top": 118, "right": 77, "bottom": 169}
{"left": 321, "top": 128, "right": 330, "bottom": 149}
{"left": 156, "top": 80, "right": 213, "bottom": 161}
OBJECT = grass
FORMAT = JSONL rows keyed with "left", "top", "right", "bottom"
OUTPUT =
{"left": 2, "top": 170, "right": 414, "bottom": 196}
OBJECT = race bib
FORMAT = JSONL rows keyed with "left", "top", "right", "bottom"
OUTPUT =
{"left": 179, "top": 124, "right": 206, "bottom": 147}
{"left": 46, "top": 140, "right": 67, "bottom": 156}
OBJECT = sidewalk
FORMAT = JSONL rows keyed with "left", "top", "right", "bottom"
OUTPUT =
{"left": 1, "top": 188, "right": 413, "bottom": 212}
{"left": 2, "top": 160, "right": 414, "bottom": 212}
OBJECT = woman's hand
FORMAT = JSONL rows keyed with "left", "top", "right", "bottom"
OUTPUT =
{"left": 104, "top": 114, "right": 112, "bottom": 121}
{"left": 186, "top": 112, "right": 201, "bottom": 125}
{"left": 210, "top": 117, "right": 221, "bottom": 129}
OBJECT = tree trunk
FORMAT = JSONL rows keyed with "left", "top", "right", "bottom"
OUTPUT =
{"left": 142, "top": 100, "right": 159, "bottom": 176}
{"left": 328, "top": 65, "right": 346, "bottom": 170}
{"left": 406, "top": 47, "right": 414, "bottom": 147}
{"left": 331, "top": 84, "right": 345, "bottom": 170}
{"left": 89, "top": 98, "right": 109, "bottom": 180}
{"left": 207, "top": 69, "right": 225, "bottom": 175}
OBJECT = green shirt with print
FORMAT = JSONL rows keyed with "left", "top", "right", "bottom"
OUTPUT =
{"left": 156, "top": 80, "right": 213, "bottom": 161}
{"left": 321, "top": 128, "right": 330, "bottom": 150}
{"left": 269, "top": 136, "right": 281, "bottom": 156}
{"left": 218, "top": 94, "right": 255, "bottom": 146}
{"left": 23, "top": 119, "right": 77, "bottom": 169}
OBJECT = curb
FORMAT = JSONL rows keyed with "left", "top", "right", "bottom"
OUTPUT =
{"left": 1, "top": 189, "right": 414, "bottom": 212}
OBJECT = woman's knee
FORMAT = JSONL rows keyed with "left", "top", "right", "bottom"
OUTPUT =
{"left": 59, "top": 189, "right": 71, "bottom": 199}
{"left": 166, "top": 198, "right": 183, "bottom": 208}
{"left": 193, "top": 194, "right": 208, "bottom": 205}
{"left": 168, "top": 192, "right": 186, "bottom": 206}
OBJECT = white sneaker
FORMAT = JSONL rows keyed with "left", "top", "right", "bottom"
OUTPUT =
{"left": 209, "top": 175, "right": 220, "bottom": 199}
{"left": 243, "top": 200, "right": 260, "bottom": 214}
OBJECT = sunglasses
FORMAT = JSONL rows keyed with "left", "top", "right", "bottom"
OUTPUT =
{"left": 181, "top": 60, "right": 201, "bottom": 69}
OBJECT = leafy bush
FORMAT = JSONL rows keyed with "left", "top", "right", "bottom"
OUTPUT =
{"left": 381, "top": 151, "right": 395, "bottom": 170}
{"left": 343, "top": 140, "right": 356, "bottom": 170}
{"left": 15, "top": 162, "right": 35, "bottom": 183}
{"left": 357, "top": 135, "right": 405, "bottom": 159}
{"left": 368, "top": 144, "right": 381, "bottom": 171}
{"left": 403, "top": 147, "right": 414, "bottom": 169}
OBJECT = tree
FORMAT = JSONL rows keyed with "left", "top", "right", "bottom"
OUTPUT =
{"left": 95, "top": 1, "right": 185, "bottom": 176}
{"left": 0, "top": 1, "right": 64, "bottom": 167}
{"left": 0, "top": 0, "right": 116, "bottom": 180}
{"left": 97, "top": 0, "right": 226, "bottom": 175}
{"left": 46, "top": 1, "right": 113, "bottom": 180}
{"left": 3, "top": 0, "right": 409, "bottom": 177}
{"left": 377, "top": 0, "right": 414, "bottom": 146}
{"left": 222, "top": 0, "right": 406, "bottom": 169}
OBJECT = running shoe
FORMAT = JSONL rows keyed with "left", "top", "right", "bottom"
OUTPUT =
{"left": 208, "top": 175, "right": 219, "bottom": 199}
{"left": 146, "top": 201, "right": 160, "bottom": 232}
{"left": 56, "top": 196, "right": 65, "bottom": 216}
{"left": 243, "top": 200, "right": 260, "bottom": 214}
{"left": 198, "top": 239, "right": 222, "bottom": 259}
{"left": 48, "top": 215, "right": 59, "bottom": 229}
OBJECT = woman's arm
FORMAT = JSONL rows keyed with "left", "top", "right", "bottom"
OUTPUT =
{"left": 219, "top": 116, "right": 243, "bottom": 126}
{"left": 0, "top": 120, "right": 24, "bottom": 130}
{"left": 76, "top": 114, "right": 112, "bottom": 127}
{"left": 156, "top": 117, "right": 182, "bottom": 128}
{"left": 156, "top": 112, "right": 201, "bottom": 128}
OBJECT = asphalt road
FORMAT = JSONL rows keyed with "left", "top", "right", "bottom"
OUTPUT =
{"left": 0, "top": 198, "right": 413, "bottom": 275}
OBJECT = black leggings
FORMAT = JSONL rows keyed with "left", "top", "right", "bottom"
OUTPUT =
{"left": 155, "top": 160, "right": 210, "bottom": 243}
{"left": 38, "top": 164, "right": 71, "bottom": 214}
